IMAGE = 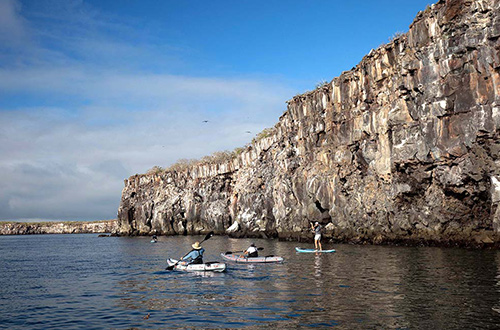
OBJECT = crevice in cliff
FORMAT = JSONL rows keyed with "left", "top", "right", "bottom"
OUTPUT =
{"left": 315, "top": 200, "right": 328, "bottom": 213}
{"left": 182, "top": 218, "right": 187, "bottom": 236}
{"left": 127, "top": 207, "right": 135, "bottom": 227}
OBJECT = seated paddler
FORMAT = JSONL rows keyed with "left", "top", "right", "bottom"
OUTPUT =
{"left": 243, "top": 243, "right": 258, "bottom": 258}
{"left": 181, "top": 241, "right": 205, "bottom": 264}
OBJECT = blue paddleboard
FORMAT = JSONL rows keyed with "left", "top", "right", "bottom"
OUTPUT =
{"left": 295, "top": 247, "right": 336, "bottom": 253}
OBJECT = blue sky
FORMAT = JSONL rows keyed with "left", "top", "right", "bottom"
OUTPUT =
{"left": 0, "top": 0, "right": 432, "bottom": 221}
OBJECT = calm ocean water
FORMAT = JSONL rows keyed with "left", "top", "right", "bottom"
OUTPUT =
{"left": 1, "top": 234, "right": 499, "bottom": 329}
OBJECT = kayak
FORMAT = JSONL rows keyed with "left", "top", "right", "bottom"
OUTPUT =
{"left": 295, "top": 247, "right": 336, "bottom": 253}
{"left": 151, "top": 240, "right": 157, "bottom": 243}
{"left": 166, "top": 258, "right": 227, "bottom": 272}
{"left": 221, "top": 253, "right": 284, "bottom": 263}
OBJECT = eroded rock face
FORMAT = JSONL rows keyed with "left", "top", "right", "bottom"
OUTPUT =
{"left": 118, "top": 0, "right": 500, "bottom": 247}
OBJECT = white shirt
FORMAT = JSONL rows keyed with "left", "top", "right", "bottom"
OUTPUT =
{"left": 246, "top": 246, "right": 258, "bottom": 254}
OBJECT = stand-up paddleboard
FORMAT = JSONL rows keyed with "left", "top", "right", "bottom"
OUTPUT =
{"left": 295, "top": 247, "right": 336, "bottom": 253}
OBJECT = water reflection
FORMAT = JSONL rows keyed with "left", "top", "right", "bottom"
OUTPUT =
{"left": 2, "top": 235, "right": 500, "bottom": 329}
{"left": 313, "top": 253, "right": 322, "bottom": 278}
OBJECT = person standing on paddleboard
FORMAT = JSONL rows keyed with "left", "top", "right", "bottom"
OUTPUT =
{"left": 243, "top": 243, "right": 259, "bottom": 258}
{"left": 311, "top": 222, "right": 322, "bottom": 251}
{"left": 180, "top": 241, "right": 205, "bottom": 264}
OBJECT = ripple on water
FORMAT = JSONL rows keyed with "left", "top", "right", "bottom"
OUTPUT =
{"left": 1, "top": 235, "right": 500, "bottom": 329}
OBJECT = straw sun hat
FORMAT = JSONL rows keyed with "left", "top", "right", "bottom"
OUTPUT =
{"left": 192, "top": 242, "right": 202, "bottom": 250}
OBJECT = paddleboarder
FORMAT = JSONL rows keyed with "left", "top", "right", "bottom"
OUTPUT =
{"left": 180, "top": 241, "right": 205, "bottom": 264}
{"left": 311, "top": 222, "right": 323, "bottom": 251}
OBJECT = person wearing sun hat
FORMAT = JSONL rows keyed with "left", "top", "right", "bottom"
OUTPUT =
{"left": 180, "top": 241, "right": 205, "bottom": 264}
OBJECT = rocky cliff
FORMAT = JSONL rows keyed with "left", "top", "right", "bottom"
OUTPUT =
{"left": 118, "top": 0, "right": 500, "bottom": 247}
{"left": 0, "top": 220, "right": 117, "bottom": 235}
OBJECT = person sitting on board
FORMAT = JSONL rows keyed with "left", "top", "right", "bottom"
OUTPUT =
{"left": 243, "top": 243, "right": 259, "bottom": 258}
{"left": 311, "top": 221, "right": 323, "bottom": 251}
{"left": 180, "top": 241, "right": 205, "bottom": 264}
{"left": 152, "top": 234, "right": 158, "bottom": 242}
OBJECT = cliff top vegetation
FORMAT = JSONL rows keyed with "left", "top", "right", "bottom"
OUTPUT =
{"left": 144, "top": 126, "right": 279, "bottom": 177}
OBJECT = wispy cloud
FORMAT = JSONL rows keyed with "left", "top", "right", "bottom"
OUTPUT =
{"left": 0, "top": 0, "right": 29, "bottom": 45}
{"left": 0, "top": 0, "right": 293, "bottom": 221}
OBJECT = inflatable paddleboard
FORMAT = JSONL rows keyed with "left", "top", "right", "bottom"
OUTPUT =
{"left": 295, "top": 247, "right": 336, "bottom": 253}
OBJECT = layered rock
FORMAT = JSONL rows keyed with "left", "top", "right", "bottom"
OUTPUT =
{"left": 118, "top": 0, "right": 500, "bottom": 247}
{"left": 0, "top": 220, "right": 117, "bottom": 235}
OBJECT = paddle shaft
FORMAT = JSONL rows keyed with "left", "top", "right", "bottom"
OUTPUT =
{"left": 225, "top": 247, "right": 264, "bottom": 254}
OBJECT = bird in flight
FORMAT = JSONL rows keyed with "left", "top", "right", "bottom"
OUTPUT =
{"left": 245, "top": 131, "right": 251, "bottom": 134}
{"left": 202, "top": 120, "right": 209, "bottom": 123}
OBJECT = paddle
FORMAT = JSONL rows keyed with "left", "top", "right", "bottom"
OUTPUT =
{"left": 224, "top": 247, "right": 264, "bottom": 255}
{"left": 166, "top": 231, "right": 214, "bottom": 270}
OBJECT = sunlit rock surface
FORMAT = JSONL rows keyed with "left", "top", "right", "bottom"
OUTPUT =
{"left": 118, "top": 0, "right": 500, "bottom": 247}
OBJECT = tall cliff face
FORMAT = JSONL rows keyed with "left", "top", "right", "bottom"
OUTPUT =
{"left": 118, "top": 0, "right": 500, "bottom": 246}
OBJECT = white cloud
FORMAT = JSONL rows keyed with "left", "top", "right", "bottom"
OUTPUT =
{"left": 0, "top": 0, "right": 295, "bottom": 221}
{"left": 0, "top": 72, "right": 291, "bottom": 221}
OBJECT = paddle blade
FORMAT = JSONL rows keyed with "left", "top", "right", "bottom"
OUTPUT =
{"left": 202, "top": 231, "right": 214, "bottom": 242}
{"left": 257, "top": 247, "right": 264, "bottom": 250}
{"left": 166, "top": 258, "right": 178, "bottom": 270}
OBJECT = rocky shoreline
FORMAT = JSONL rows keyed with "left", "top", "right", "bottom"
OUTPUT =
{"left": 117, "top": 0, "right": 500, "bottom": 248}
{"left": 0, "top": 220, "right": 117, "bottom": 235}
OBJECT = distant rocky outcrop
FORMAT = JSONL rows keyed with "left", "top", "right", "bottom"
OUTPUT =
{"left": 0, "top": 220, "right": 117, "bottom": 235}
{"left": 118, "top": 0, "right": 500, "bottom": 247}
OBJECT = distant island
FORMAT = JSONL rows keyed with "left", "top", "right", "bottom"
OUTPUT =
{"left": 0, "top": 220, "right": 117, "bottom": 235}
